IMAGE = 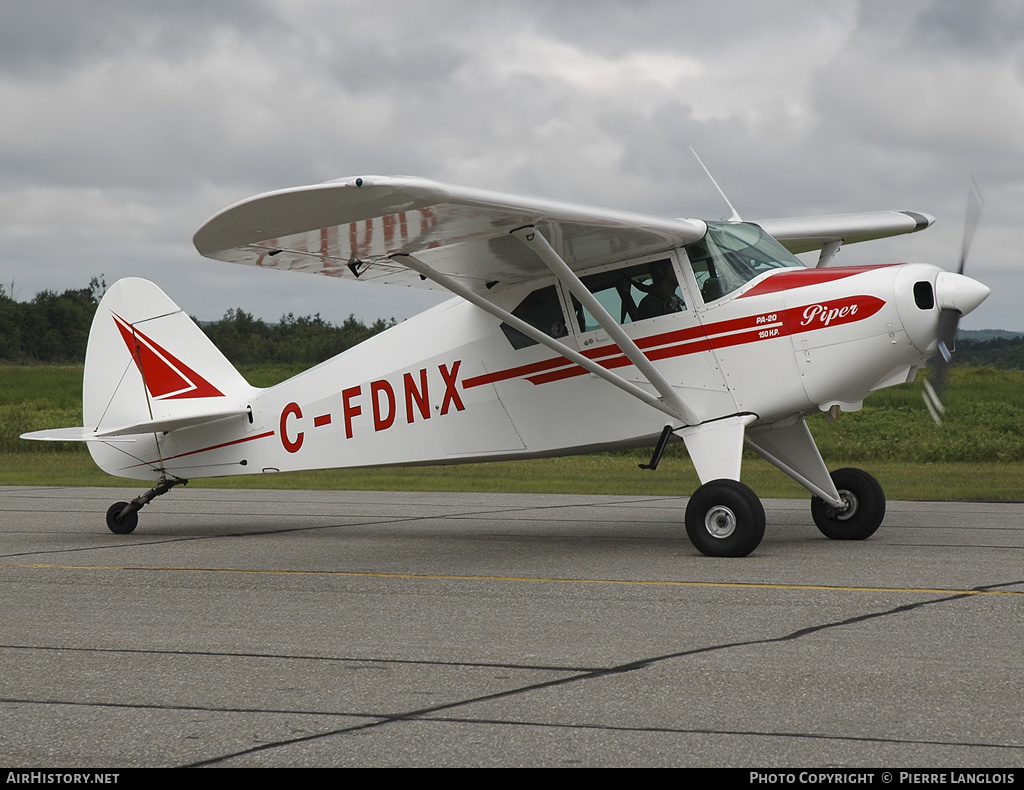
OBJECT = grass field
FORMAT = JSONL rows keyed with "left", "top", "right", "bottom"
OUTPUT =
{"left": 3, "top": 363, "right": 1022, "bottom": 500}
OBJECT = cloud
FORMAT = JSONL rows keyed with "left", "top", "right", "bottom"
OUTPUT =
{"left": 0, "top": 0, "right": 1019, "bottom": 331}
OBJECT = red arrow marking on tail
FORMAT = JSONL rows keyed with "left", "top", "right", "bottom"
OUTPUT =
{"left": 112, "top": 313, "right": 224, "bottom": 400}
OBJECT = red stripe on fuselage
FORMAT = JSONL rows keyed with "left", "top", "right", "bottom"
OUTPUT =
{"left": 464, "top": 295, "right": 885, "bottom": 389}
{"left": 126, "top": 430, "right": 275, "bottom": 469}
{"left": 738, "top": 265, "right": 895, "bottom": 298}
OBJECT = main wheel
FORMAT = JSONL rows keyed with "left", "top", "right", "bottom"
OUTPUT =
{"left": 106, "top": 501, "right": 138, "bottom": 535}
{"left": 811, "top": 467, "right": 885, "bottom": 540}
{"left": 685, "top": 479, "right": 766, "bottom": 557}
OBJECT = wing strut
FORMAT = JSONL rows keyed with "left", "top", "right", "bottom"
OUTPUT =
{"left": 510, "top": 226, "right": 701, "bottom": 426}
{"left": 390, "top": 253, "right": 690, "bottom": 424}
{"left": 815, "top": 240, "right": 843, "bottom": 268}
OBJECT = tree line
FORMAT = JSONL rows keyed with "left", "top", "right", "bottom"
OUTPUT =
{"left": 201, "top": 308, "right": 393, "bottom": 365}
{"left": 0, "top": 280, "right": 393, "bottom": 365}
{"left": 951, "top": 335, "right": 1024, "bottom": 369}
{"left": 0, "top": 279, "right": 105, "bottom": 363}
{"left": 2, "top": 279, "right": 1022, "bottom": 367}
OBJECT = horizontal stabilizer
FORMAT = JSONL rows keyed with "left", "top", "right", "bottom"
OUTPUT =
{"left": 93, "top": 408, "right": 251, "bottom": 438}
{"left": 21, "top": 428, "right": 135, "bottom": 444}
{"left": 21, "top": 407, "right": 249, "bottom": 444}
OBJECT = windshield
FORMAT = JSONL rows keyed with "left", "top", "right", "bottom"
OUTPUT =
{"left": 685, "top": 222, "right": 802, "bottom": 303}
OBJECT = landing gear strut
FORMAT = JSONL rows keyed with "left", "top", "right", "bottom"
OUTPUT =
{"left": 105, "top": 476, "right": 188, "bottom": 535}
{"left": 685, "top": 479, "right": 766, "bottom": 557}
{"left": 811, "top": 467, "right": 885, "bottom": 541}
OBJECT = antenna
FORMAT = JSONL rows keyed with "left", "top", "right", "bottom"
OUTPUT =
{"left": 690, "top": 147, "right": 742, "bottom": 222}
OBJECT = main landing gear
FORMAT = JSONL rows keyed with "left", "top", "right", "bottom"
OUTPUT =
{"left": 810, "top": 467, "right": 886, "bottom": 541}
{"left": 685, "top": 479, "right": 765, "bottom": 557}
{"left": 105, "top": 476, "right": 188, "bottom": 534}
{"left": 683, "top": 467, "right": 886, "bottom": 557}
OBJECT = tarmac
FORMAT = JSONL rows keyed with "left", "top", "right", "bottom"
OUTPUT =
{"left": 1, "top": 485, "right": 1022, "bottom": 767}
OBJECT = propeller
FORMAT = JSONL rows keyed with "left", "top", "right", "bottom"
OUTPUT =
{"left": 922, "top": 182, "right": 985, "bottom": 424}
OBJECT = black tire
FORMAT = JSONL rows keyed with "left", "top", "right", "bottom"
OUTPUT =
{"left": 685, "top": 479, "right": 766, "bottom": 557}
{"left": 106, "top": 502, "right": 138, "bottom": 535}
{"left": 811, "top": 467, "right": 885, "bottom": 540}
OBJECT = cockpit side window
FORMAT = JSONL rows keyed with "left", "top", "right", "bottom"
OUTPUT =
{"left": 685, "top": 222, "right": 802, "bottom": 304}
{"left": 500, "top": 257, "right": 688, "bottom": 349}
{"left": 572, "top": 258, "right": 686, "bottom": 333}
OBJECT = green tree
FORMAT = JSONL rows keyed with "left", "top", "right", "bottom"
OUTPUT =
{"left": 0, "top": 280, "right": 102, "bottom": 363}
{"left": 0, "top": 278, "right": 393, "bottom": 365}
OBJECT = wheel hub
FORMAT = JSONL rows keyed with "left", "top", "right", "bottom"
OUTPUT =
{"left": 704, "top": 505, "right": 737, "bottom": 539}
{"left": 834, "top": 489, "right": 859, "bottom": 521}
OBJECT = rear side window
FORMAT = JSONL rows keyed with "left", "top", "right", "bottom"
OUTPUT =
{"left": 500, "top": 285, "right": 568, "bottom": 350}
{"left": 500, "top": 258, "right": 686, "bottom": 349}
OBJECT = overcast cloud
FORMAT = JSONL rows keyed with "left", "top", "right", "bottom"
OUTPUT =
{"left": 1, "top": 0, "right": 1022, "bottom": 329}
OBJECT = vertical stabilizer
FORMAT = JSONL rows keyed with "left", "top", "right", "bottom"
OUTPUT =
{"left": 83, "top": 278, "right": 257, "bottom": 476}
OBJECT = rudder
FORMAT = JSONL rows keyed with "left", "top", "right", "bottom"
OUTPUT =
{"left": 83, "top": 278, "right": 257, "bottom": 477}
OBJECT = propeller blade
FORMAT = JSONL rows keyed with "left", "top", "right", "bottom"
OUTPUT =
{"left": 925, "top": 307, "right": 960, "bottom": 424}
{"left": 922, "top": 380, "right": 945, "bottom": 425}
{"left": 958, "top": 180, "right": 983, "bottom": 275}
{"left": 925, "top": 182, "right": 984, "bottom": 425}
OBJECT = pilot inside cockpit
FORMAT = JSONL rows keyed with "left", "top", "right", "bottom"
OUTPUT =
{"left": 636, "top": 260, "right": 685, "bottom": 319}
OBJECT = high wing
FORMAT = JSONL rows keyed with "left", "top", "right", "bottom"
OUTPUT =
{"left": 195, "top": 176, "right": 935, "bottom": 287}
{"left": 194, "top": 176, "right": 707, "bottom": 292}
{"left": 757, "top": 210, "right": 934, "bottom": 255}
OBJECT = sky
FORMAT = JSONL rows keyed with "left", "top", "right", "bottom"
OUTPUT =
{"left": 1, "top": 0, "right": 1022, "bottom": 330}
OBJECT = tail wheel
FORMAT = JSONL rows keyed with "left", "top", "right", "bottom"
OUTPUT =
{"left": 106, "top": 502, "right": 138, "bottom": 535}
{"left": 685, "top": 479, "right": 765, "bottom": 557}
{"left": 811, "top": 467, "right": 885, "bottom": 540}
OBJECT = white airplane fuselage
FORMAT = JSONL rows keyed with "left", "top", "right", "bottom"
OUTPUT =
{"left": 86, "top": 259, "right": 962, "bottom": 483}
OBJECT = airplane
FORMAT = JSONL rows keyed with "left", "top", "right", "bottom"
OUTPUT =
{"left": 22, "top": 174, "right": 990, "bottom": 556}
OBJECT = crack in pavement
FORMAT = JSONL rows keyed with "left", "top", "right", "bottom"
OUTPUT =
{"left": 182, "top": 584, "right": 1009, "bottom": 767}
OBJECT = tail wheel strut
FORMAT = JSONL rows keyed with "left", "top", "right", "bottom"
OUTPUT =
{"left": 105, "top": 476, "right": 188, "bottom": 535}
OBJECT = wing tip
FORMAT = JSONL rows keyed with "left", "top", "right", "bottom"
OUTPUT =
{"left": 899, "top": 211, "right": 935, "bottom": 232}
{"left": 20, "top": 427, "right": 89, "bottom": 442}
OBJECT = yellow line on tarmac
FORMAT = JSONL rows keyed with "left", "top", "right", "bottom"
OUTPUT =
{"left": 3, "top": 562, "right": 1022, "bottom": 597}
